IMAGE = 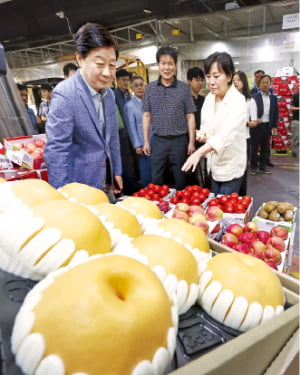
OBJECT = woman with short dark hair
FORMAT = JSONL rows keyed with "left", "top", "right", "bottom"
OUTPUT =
{"left": 182, "top": 51, "right": 247, "bottom": 195}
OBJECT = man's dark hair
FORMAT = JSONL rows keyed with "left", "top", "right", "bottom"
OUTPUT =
{"left": 17, "top": 83, "right": 27, "bottom": 91}
{"left": 204, "top": 52, "right": 235, "bottom": 83}
{"left": 130, "top": 75, "right": 144, "bottom": 84}
{"left": 116, "top": 68, "right": 132, "bottom": 79}
{"left": 254, "top": 69, "right": 265, "bottom": 75}
{"left": 75, "top": 23, "right": 119, "bottom": 59}
{"left": 156, "top": 46, "right": 178, "bottom": 64}
{"left": 40, "top": 84, "right": 53, "bottom": 91}
{"left": 187, "top": 67, "right": 205, "bottom": 81}
{"left": 259, "top": 74, "right": 272, "bottom": 83}
{"left": 63, "top": 62, "right": 78, "bottom": 77}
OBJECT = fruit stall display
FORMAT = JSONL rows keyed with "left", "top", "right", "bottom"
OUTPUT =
{"left": 220, "top": 222, "right": 289, "bottom": 272}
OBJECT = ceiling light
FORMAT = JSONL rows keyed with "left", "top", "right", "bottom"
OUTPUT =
{"left": 143, "top": 9, "right": 152, "bottom": 14}
{"left": 0, "top": 0, "right": 13, "bottom": 4}
{"left": 56, "top": 11, "right": 65, "bottom": 19}
{"left": 225, "top": 1, "right": 240, "bottom": 11}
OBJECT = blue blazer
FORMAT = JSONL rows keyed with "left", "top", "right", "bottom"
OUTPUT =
{"left": 124, "top": 96, "right": 144, "bottom": 149}
{"left": 44, "top": 70, "right": 122, "bottom": 189}
{"left": 252, "top": 92, "right": 279, "bottom": 129}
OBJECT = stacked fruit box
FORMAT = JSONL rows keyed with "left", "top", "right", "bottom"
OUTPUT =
{"left": 272, "top": 75, "right": 299, "bottom": 152}
{"left": 3, "top": 134, "right": 46, "bottom": 169}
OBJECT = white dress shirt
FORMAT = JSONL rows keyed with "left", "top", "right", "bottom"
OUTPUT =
{"left": 201, "top": 85, "right": 247, "bottom": 182}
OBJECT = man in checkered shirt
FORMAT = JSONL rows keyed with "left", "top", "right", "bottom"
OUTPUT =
{"left": 143, "top": 47, "right": 196, "bottom": 190}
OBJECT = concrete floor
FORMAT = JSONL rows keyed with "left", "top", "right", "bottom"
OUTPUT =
{"left": 247, "top": 153, "right": 299, "bottom": 275}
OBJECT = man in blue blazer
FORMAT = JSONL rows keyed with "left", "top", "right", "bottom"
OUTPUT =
{"left": 250, "top": 74, "right": 278, "bottom": 174}
{"left": 44, "top": 23, "right": 122, "bottom": 197}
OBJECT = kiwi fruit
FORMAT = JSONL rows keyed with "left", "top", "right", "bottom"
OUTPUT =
{"left": 268, "top": 210, "right": 280, "bottom": 221}
{"left": 265, "top": 201, "right": 278, "bottom": 208}
{"left": 277, "top": 202, "right": 289, "bottom": 214}
{"left": 258, "top": 208, "right": 269, "bottom": 219}
{"left": 284, "top": 210, "right": 294, "bottom": 222}
{"left": 263, "top": 203, "right": 276, "bottom": 213}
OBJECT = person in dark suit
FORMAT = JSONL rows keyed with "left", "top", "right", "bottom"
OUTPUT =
{"left": 249, "top": 74, "right": 278, "bottom": 175}
{"left": 44, "top": 23, "right": 122, "bottom": 199}
{"left": 250, "top": 69, "right": 265, "bottom": 95}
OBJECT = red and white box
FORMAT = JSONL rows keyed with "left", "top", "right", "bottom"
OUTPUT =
{"left": 4, "top": 134, "right": 46, "bottom": 170}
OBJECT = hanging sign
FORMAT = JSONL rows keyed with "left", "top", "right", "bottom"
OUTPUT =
{"left": 282, "top": 13, "right": 299, "bottom": 30}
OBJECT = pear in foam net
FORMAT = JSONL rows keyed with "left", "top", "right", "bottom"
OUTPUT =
{"left": 59, "top": 181, "right": 109, "bottom": 204}
{"left": 117, "top": 196, "right": 163, "bottom": 232}
{"left": 0, "top": 199, "right": 111, "bottom": 280}
{"left": 145, "top": 218, "right": 211, "bottom": 268}
{"left": 11, "top": 254, "right": 178, "bottom": 375}
{"left": 0, "top": 179, "right": 65, "bottom": 214}
{"left": 114, "top": 233, "right": 200, "bottom": 314}
{"left": 198, "top": 252, "right": 285, "bottom": 331}
{"left": 90, "top": 202, "right": 142, "bottom": 247}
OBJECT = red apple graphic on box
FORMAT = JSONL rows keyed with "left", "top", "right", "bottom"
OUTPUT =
{"left": 34, "top": 138, "right": 45, "bottom": 148}
{"left": 227, "top": 223, "right": 244, "bottom": 237}
{"left": 270, "top": 226, "right": 288, "bottom": 240}
{"left": 25, "top": 142, "right": 36, "bottom": 154}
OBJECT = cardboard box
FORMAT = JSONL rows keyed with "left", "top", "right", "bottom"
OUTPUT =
{"left": 252, "top": 205, "right": 297, "bottom": 233}
{"left": 4, "top": 134, "right": 46, "bottom": 170}
{"left": 168, "top": 239, "right": 300, "bottom": 375}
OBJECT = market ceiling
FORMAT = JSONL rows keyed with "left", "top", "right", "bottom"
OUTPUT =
{"left": 0, "top": 0, "right": 290, "bottom": 52}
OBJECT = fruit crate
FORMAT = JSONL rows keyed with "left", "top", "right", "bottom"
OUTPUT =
{"left": 3, "top": 134, "right": 46, "bottom": 170}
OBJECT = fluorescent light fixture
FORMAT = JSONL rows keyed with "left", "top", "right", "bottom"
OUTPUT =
{"left": 0, "top": 0, "right": 13, "bottom": 4}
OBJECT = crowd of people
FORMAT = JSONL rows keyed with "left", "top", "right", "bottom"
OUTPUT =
{"left": 16, "top": 22, "right": 298, "bottom": 201}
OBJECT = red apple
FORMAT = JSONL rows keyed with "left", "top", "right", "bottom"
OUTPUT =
{"left": 172, "top": 210, "right": 189, "bottom": 222}
{"left": 270, "top": 226, "right": 288, "bottom": 240}
{"left": 264, "top": 246, "right": 282, "bottom": 265}
{"left": 221, "top": 232, "right": 238, "bottom": 244}
{"left": 226, "top": 223, "right": 244, "bottom": 237}
{"left": 205, "top": 206, "right": 223, "bottom": 221}
{"left": 238, "top": 232, "right": 257, "bottom": 245}
{"left": 244, "top": 221, "right": 259, "bottom": 233}
{"left": 221, "top": 240, "right": 236, "bottom": 249}
{"left": 251, "top": 240, "right": 266, "bottom": 259}
{"left": 188, "top": 213, "right": 207, "bottom": 224}
{"left": 256, "top": 230, "right": 270, "bottom": 244}
{"left": 232, "top": 243, "right": 251, "bottom": 254}
{"left": 191, "top": 220, "right": 209, "bottom": 235}
{"left": 266, "top": 237, "right": 285, "bottom": 252}
{"left": 264, "top": 260, "right": 279, "bottom": 270}
{"left": 188, "top": 205, "right": 204, "bottom": 216}
{"left": 175, "top": 202, "right": 190, "bottom": 212}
